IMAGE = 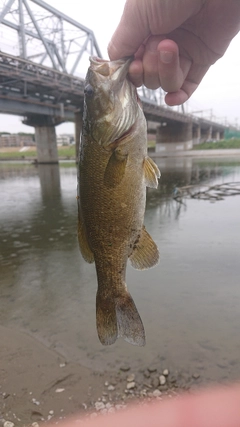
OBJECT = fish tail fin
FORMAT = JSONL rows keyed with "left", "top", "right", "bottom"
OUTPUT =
{"left": 96, "top": 287, "right": 145, "bottom": 346}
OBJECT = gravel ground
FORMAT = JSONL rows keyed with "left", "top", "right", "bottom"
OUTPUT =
{"left": 0, "top": 326, "right": 202, "bottom": 427}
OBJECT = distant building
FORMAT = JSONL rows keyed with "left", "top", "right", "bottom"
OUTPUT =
{"left": 0, "top": 134, "right": 35, "bottom": 147}
{"left": 57, "top": 134, "right": 74, "bottom": 146}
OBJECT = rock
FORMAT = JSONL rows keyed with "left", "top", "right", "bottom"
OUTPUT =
{"left": 163, "top": 369, "right": 169, "bottom": 376}
{"left": 31, "top": 423, "right": 39, "bottom": 427}
{"left": 127, "top": 374, "right": 135, "bottom": 382}
{"left": 108, "top": 407, "right": 115, "bottom": 413}
{"left": 108, "top": 385, "right": 115, "bottom": 391}
{"left": 59, "top": 363, "right": 66, "bottom": 368}
{"left": 4, "top": 422, "right": 14, "bottom": 427}
{"left": 55, "top": 388, "right": 65, "bottom": 393}
{"left": 143, "top": 370, "right": 150, "bottom": 378}
{"left": 126, "top": 382, "right": 135, "bottom": 390}
{"left": 120, "top": 366, "right": 130, "bottom": 372}
{"left": 95, "top": 402, "right": 105, "bottom": 411}
{"left": 148, "top": 367, "right": 157, "bottom": 373}
{"left": 49, "top": 410, "right": 54, "bottom": 415}
{"left": 151, "top": 377, "right": 160, "bottom": 388}
{"left": 192, "top": 373, "right": 200, "bottom": 380}
{"left": 152, "top": 389, "right": 162, "bottom": 397}
{"left": 159, "top": 375, "right": 166, "bottom": 386}
{"left": 104, "top": 381, "right": 109, "bottom": 386}
{"left": 105, "top": 403, "right": 112, "bottom": 409}
{"left": 159, "top": 384, "right": 168, "bottom": 391}
{"left": 31, "top": 398, "right": 40, "bottom": 405}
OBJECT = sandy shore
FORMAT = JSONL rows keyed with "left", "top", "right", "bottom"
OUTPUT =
{"left": 0, "top": 326, "right": 201, "bottom": 426}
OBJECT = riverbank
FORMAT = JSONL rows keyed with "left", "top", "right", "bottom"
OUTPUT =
{"left": 151, "top": 148, "right": 240, "bottom": 158}
{"left": 1, "top": 148, "right": 240, "bottom": 162}
{"left": 0, "top": 326, "right": 201, "bottom": 427}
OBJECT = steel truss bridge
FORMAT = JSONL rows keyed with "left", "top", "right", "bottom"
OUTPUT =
{"left": 0, "top": 0, "right": 230, "bottom": 136}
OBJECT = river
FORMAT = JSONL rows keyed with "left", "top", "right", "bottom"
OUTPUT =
{"left": 1, "top": 156, "right": 240, "bottom": 384}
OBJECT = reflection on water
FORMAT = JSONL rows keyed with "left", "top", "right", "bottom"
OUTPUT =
{"left": 1, "top": 157, "right": 240, "bottom": 382}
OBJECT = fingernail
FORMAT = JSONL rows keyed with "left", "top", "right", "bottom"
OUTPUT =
{"left": 160, "top": 51, "right": 173, "bottom": 64}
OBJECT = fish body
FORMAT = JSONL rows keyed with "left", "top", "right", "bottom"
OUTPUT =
{"left": 78, "top": 57, "right": 160, "bottom": 346}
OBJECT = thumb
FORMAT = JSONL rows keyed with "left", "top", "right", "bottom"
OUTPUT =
{"left": 108, "top": 0, "right": 150, "bottom": 60}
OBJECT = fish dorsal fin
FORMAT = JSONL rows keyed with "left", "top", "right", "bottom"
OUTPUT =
{"left": 77, "top": 202, "right": 95, "bottom": 263}
{"left": 129, "top": 225, "right": 159, "bottom": 270}
{"left": 104, "top": 148, "right": 128, "bottom": 188}
{"left": 143, "top": 156, "right": 161, "bottom": 188}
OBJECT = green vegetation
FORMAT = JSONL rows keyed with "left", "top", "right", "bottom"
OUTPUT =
{"left": 147, "top": 140, "right": 156, "bottom": 149}
{"left": 0, "top": 149, "right": 38, "bottom": 159}
{"left": 193, "top": 139, "right": 240, "bottom": 150}
{"left": 0, "top": 145, "right": 76, "bottom": 160}
{"left": 224, "top": 129, "right": 240, "bottom": 140}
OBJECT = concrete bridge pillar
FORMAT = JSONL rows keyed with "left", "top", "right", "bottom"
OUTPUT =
{"left": 155, "top": 121, "right": 192, "bottom": 153}
{"left": 212, "top": 130, "right": 220, "bottom": 141}
{"left": 23, "top": 114, "right": 62, "bottom": 164}
{"left": 192, "top": 124, "right": 201, "bottom": 145}
{"left": 201, "top": 126, "right": 212, "bottom": 142}
{"left": 74, "top": 110, "right": 83, "bottom": 161}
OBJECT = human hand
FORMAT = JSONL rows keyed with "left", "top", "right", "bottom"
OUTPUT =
{"left": 108, "top": 0, "right": 240, "bottom": 106}
{"left": 53, "top": 383, "right": 240, "bottom": 427}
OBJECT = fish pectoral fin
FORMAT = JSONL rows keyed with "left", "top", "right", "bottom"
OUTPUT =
{"left": 143, "top": 156, "right": 161, "bottom": 188}
{"left": 77, "top": 207, "right": 94, "bottom": 264}
{"left": 129, "top": 225, "right": 159, "bottom": 270}
{"left": 104, "top": 149, "right": 128, "bottom": 188}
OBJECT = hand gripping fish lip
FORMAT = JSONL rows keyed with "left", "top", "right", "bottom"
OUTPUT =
{"left": 89, "top": 56, "right": 133, "bottom": 81}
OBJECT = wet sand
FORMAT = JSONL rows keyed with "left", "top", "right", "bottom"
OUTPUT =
{"left": 0, "top": 325, "right": 109, "bottom": 425}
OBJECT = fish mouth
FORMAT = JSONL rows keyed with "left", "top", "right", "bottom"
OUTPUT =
{"left": 89, "top": 56, "right": 133, "bottom": 81}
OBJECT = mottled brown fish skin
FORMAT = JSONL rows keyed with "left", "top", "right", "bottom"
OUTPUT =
{"left": 78, "top": 57, "right": 160, "bottom": 346}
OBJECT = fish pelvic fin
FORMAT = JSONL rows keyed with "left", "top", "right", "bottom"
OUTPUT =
{"left": 129, "top": 225, "right": 159, "bottom": 270}
{"left": 143, "top": 156, "right": 161, "bottom": 188}
{"left": 96, "top": 287, "right": 145, "bottom": 346}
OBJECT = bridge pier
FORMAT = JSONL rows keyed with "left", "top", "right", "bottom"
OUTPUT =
{"left": 192, "top": 124, "right": 201, "bottom": 145}
{"left": 155, "top": 121, "right": 192, "bottom": 153}
{"left": 23, "top": 115, "right": 63, "bottom": 164}
{"left": 201, "top": 126, "right": 212, "bottom": 142}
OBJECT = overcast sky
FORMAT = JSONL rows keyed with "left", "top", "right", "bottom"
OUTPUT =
{"left": 1, "top": 0, "right": 240, "bottom": 134}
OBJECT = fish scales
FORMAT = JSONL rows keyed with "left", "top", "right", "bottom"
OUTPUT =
{"left": 78, "top": 57, "right": 160, "bottom": 346}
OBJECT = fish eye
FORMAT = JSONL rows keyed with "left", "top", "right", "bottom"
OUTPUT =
{"left": 84, "top": 84, "right": 94, "bottom": 97}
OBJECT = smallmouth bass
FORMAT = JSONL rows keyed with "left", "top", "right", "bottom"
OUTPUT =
{"left": 77, "top": 57, "right": 160, "bottom": 346}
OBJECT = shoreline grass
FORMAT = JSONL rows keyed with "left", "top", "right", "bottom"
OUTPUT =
{"left": 192, "top": 139, "right": 240, "bottom": 150}
{"left": 0, "top": 145, "right": 76, "bottom": 159}
{"left": 1, "top": 139, "right": 240, "bottom": 160}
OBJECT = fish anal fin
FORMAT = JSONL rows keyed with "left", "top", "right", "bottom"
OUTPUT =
{"left": 143, "top": 156, "right": 161, "bottom": 188}
{"left": 77, "top": 206, "right": 94, "bottom": 264}
{"left": 104, "top": 148, "right": 128, "bottom": 188}
{"left": 129, "top": 225, "right": 159, "bottom": 270}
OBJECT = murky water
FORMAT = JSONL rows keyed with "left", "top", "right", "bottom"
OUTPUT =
{"left": 1, "top": 157, "right": 240, "bottom": 383}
